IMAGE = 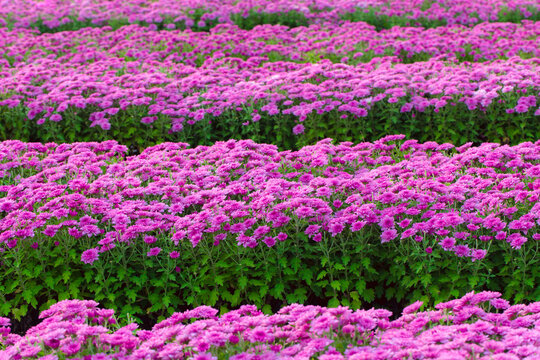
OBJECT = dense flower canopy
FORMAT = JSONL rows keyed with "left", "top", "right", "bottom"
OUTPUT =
{"left": 0, "top": 136, "right": 538, "bottom": 262}
{"left": 1, "top": 292, "right": 539, "bottom": 359}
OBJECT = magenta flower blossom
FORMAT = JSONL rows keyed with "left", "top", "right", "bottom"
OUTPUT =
{"left": 439, "top": 237, "right": 456, "bottom": 251}
{"left": 277, "top": 233, "right": 288, "bottom": 242}
{"left": 305, "top": 225, "right": 320, "bottom": 236}
{"left": 471, "top": 249, "right": 487, "bottom": 261}
{"left": 379, "top": 216, "right": 395, "bottom": 229}
{"left": 402, "top": 300, "right": 423, "bottom": 314}
{"left": 147, "top": 247, "right": 161, "bottom": 257}
{"left": 351, "top": 221, "right": 366, "bottom": 232}
{"left": 380, "top": 229, "right": 397, "bottom": 243}
{"left": 81, "top": 248, "right": 99, "bottom": 264}
{"left": 144, "top": 235, "right": 157, "bottom": 244}
{"left": 292, "top": 124, "right": 305, "bottom": 135}
{"left": 50, "top": 114, "right": 62, "bottom": 122}
{"left": 508, "top": 233, "right": 527, "bottom": 249}
{"left": 263, "top": 236, "right": 276, "bottom": 247}
{"left": 454, "top": 245, "right": 470, "bottom": 257}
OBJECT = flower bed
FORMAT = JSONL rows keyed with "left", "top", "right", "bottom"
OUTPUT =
{"left": 1, "top": 292, "right": 539, "bottom": 359}
{"left": 1, "top": 47, "right": 538, "bottom": 149}
{"left": 0, "top": 0, "right": 538, "bottom": 32}
{"left": 1, "top": 137, "right": 538, "bottom": 323}
{"left": 1, "top": 0, "right": 539, "bottom": 356}
{"left": 2, "top": 21, "right": 538, "bottom": 68}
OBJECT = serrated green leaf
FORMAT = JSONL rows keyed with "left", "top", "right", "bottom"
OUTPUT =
{"left": 214, "top": 275, "right": 224, "bottom": 286}
{"left": 355, "top": 279, "right": 366, "bottom": 293}
{"left": 242, "top": 259, "right": 255, "bottom": 267}
{"left": 299, "top": 268, "right": 313, "bottom": 284}
{"left": 45, "top": 275, "right": 56, "bottom": 288}
{"left": 330, "top": 280, "right": 341, "bottom": 291}
{"left": 62, "top": 270, "right": 71, "bottom": 284}
{"left": 328, "top": 298, "right": 340, "bottom": 307}
{"left": 321, "top": 257, "right": 328, "bottom": 267}
{"left": 272, "top": 282, "right": 285, "bottom": 298}
{"left": 362, "top": 288, "right": 375, "bottom": 303}
{"left": 291, "top": 257, "right": 300, "bottom": 272}
{"left": 238, "top": 276, "right": 248, "bottom": 289}
{"left": 126, "top": 289, "right": 137, "bottom": 302}
{"left": 162, "top": 295, "right": 170, "bottom": 308}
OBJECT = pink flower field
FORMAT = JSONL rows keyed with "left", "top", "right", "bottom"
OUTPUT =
{"left": 0, "top": 0, "right": 538, "bottom": 359}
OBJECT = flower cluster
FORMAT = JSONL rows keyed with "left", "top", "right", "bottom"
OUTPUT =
{"left": 0, "top": 0, "right": 537, "bottom": 31}
{"left": 1, "top": 292, "right": 539, "bottom": 359}
{"left": 0, "top": 136, "right": 538, "bottom": 264}
{"left": 2, "top": 21, "right": 538, "bottom": 68}
{"left": 0, "top": 35, "right": 537, "bottom": 140}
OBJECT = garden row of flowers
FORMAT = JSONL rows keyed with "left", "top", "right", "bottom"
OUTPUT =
{"left": 2, "top": 21, "right": 538, "bottom": 68}
{"left": 0, "top": 136, "right": 538, "bottom": 325}
{"left": 1, "top": 0, "right": 538, "bottom": 32}
{"left": 0, "top": 36, "right": 538, "bottom": 149}
{"left": 1, "top": 291, "right": 540, "bottom": 359}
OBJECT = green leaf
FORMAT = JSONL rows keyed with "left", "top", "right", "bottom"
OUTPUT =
{"left": 317, "top": 270, "right": 327, "bottom": 280}
{"left": 12, "top": 305, "right": 28, "bottom": 320}
{"left": 126, "top": 289, "right": 137, "bottom": 302}
{"left": 420, "top": 274, "right": 432, "bottom": 287}
{"left": 238, "top": 276, "right": 248, "bottom": 289}
{"left": 62, "top": 270, "right": 71, "bottom": 284}
{"left": 355, "top": 279, "right": 366, "bottom": 293}
{"left": 328, "top": 298, "right": 340, "bottom": 308}
{"left": 214, "top": 275, "right": 224, "bottom": 286}
{"left": 299, "top": 268, "right": 313, "bottom": 284}
{"left": 291, "top": 258, "right": 301, "bottom": 272}
{"left": 362, "top": 288, "right": 375, "bottom": 303}
{"left": 271, "top": 282, "right": 285, "bottom": 298}
{"left": 162, "top": 295, "right": 170, "bottom": 308}
{"left": 330, "top": 280, "right": 341, "bottom": 291}
{"left": 241, "top": 259, "right": 255, "bottom": 268}
{"left": 361, "top": 257, "right": 371, "bottom": 269}
{"left": 107, "top": 293, "right": 116, "bottom": 302}
{"left": 321, "top": 257, "right": 328, "bottom": 267}
{"left": 0, "top": 302, "right": 11, "bottom": 316}
{"left": 84, "top": 271, "right": 93, "bottom": 283}
{"left": 259, "top": 285, "right": 269, "bottom": 298}
{"left": 45, "top": 275, "right": 56, "bottom": 289}
{"left": 22, "top": 289, "right": 34, "bottom": 304}
{"left": 117, "top": 268, "right": 127, "bottom": 281}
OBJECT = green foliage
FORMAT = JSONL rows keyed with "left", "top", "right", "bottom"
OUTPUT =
{"left": 1, "top": 221, "right": 538, "bottom": 330}
{"left": 14, "top": 9, "right": 309, "bottom": 34}
{"left": 340, "top": 6, "right": 539, "bottom": 30}
{"left": 231, "top": 10, "right": 309, "bottom": 30}
{"left": 497, "top": 6, "right": 540, "bottom": 23}
{"left": 0, "top": 93, "right": 538, "bottom": 152}
{"left": 340, "top": 8, "right": 447, "bottom": 31}
{"left": 299, "top": 98, "right": 540, "bottom": 148}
